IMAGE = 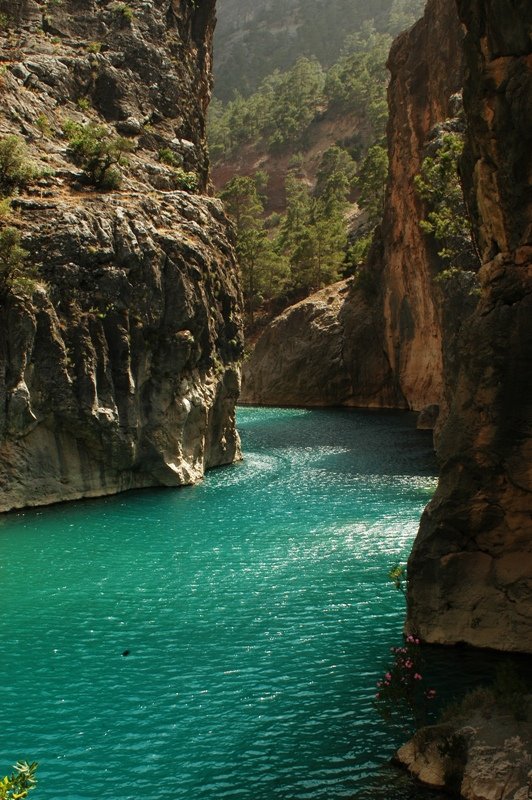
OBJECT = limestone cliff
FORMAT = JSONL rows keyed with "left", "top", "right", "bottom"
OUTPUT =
{"left": 0, "top": 0, "right": 243, "bottom": 512}
{"left": 242, "top": 0, "right": 472, "bottom": 416}
{"left": 380, "top": 0, "right": 467, "bottom": 415}
{"left": 406, "top": 0, "right": 532, "bottom": 652}
{"left": 241, "top": 278, "right": 402, "bottom": 408}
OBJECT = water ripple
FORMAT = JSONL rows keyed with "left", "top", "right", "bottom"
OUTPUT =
{"left": 0, "top": 407, "right": 444, "bottom": 799}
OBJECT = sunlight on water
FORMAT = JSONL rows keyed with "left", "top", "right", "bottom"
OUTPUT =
{"left": 0, "top": 407, "right": 450, "bottom": 799}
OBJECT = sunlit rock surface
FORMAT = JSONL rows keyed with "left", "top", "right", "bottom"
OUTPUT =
{"left": 0, "top": 0, "right": 243, "bottom": 511}
{"left": 242, "top": 0, "right": 470, "bottom": 419}
{"left": 241, "top": 279, "right": 402, "bottom": 408}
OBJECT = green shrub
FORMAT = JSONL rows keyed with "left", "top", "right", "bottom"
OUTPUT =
{"left": 86, "top": 41, "right": 102, "bottom": 53}
{"left": 63, "top": 121, "right": 135, "bottom": 189}
{"left": 112, "top": 2, "right": 134, "bottom": 22}
{"left": 76, "top": 96, "right": 91, "bottom": 111}
{"left": 0, "top": 136, "right": 40, "bottom": 194}
{"left": 35, "top": 114, "right": 52, "bottom": 139}
{"left": 0, "top": 197, "right": 11, "bottom": 219}
{"left": 0, "top": 12, "right": 10, "bottom": 31}
{"left": 0, "top": 226, "right": 36, "bottom": 293}
{"left": 414, "top": 132, "right": 479, "bottom": 275}
{"left": 346, "top": 232, "right": 373, "bottom": 272}
{"left": 174, "top": 168, "right": 199, "bottom": 192}
{"left": 0, "top": 761, "right": 38, "bottom": 799}
{"left": 158, "top": 148, "right": 181, "bottom": 167}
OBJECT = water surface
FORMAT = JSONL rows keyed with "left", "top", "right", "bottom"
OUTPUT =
{"left": 2, "top": 407, "right": 445, "bottom": 798}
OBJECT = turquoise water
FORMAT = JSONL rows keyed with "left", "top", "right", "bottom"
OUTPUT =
{"left": 1, "top": 407, "right": 443, "bottom": 799}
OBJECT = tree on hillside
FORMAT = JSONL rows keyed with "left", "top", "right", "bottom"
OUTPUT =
{"left": 266, "top": 57, "right": 325, "bottom": 152}
{"left": 315, "top": 145, "right": 357, "bottom": 208}
{"left": 414, "top": 131, "right": 479, "bottom": 278}
{"left": 355, "top": 143, "right": 388, "bottom": 225}
{"left": 344, "top": 143, "right": 388, "bottom": 273}
{"left": 221, "top": 175, "right": 288, "bottom": 323}
{"left": 208, "top": 27, "right": 392, "bottom": 165}
{"left": 388, "top": 0, "right": 425, "bottom": 33}
{"left": 324, "top": 24, "right": 391, "bottom": 138}
{"left": 280, "top": 170, "right": 348, "bottom": 293}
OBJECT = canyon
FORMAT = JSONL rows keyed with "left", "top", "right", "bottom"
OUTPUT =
{"left": 0, "top": 2, "right": 530, "bottom": 798}
{"left": 0, "top": 0, "right": 530, "bottom": 655}
{"left": 241, "top": 0, "right": 532, "bottom": 654}
{"left": 241, "top": 0, "right": 470, "bottom": 421}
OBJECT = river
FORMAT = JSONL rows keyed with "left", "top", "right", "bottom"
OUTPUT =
{"left": 0, "top": 407, "right": 498, "bottom": 798}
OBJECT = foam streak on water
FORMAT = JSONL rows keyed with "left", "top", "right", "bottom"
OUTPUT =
{"left": 1, "top": 407, "right": 439, "bottom": 799}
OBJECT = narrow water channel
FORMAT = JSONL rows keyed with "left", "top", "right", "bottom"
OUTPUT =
{"left": 0, "top": 407, "right": 461, "bottom": 798}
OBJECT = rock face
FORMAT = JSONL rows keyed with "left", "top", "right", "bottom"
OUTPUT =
{"left": 396, "top": 695, "right": 532, "bottom": 800}
{"left": 406, "top": 0, "right": 532, "bottom": 652}
{"left": 242, "top": 0, "right": 472, "bottom": 417}
{"left": 241, "top": 279, "right": 403, "bottom": 407}
{"left": 0, "top": 0, "right": 243, "bottom": 512}
{"left": 380, "top": 0, "right": 467, "bottom": 415}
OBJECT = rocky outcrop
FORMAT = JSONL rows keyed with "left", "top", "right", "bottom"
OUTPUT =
{"left": 240, "top": 278, "right": 403, "bottom": 407}
{"left": 406, "top": 0, "right": 532, "bottom": 652}
{"left": 380, "top": 0, "right": 467, "bottom": 416}
{"left": 0, "top": 0, "right": 243, "bottom": 512}
{"left": 242, "top": 0, "right": 472, "bottom": 417}
{"left": 396, "top": 695, "right": 532, "bottom": 799}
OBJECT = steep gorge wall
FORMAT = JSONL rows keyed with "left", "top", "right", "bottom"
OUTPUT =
{"left": 380, "top": 0, "right": 466, "bottom": 414}
{"left": 0, "top": 0, "right": 243, "bottom": 512}
{"left": 242, "top": 0, "right": 471, "bottom": 415}
{"left": 407, "top": 0, "right": 532, "bottom": 652}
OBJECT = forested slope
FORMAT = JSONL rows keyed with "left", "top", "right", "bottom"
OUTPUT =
{"left": 213, "top": 0, "right": 424, "bottom": 101}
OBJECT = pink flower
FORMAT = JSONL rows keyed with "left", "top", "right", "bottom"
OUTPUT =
{"left": 426, "top": 689, "right": 436, "bottom": 699}
{"left": 375, "top": 692, "right": 381, "bottom": 699}
{"left": 405, "top": 659, "right": 413, "bottom": 668}
{"left": 406, "top": 634, "right": 414, "bottom": 643}
{"left": 385, "top": 672, "right": 392, "bottom": 681}
{"left": 414, "top": 673, "right": 422, "bottom": 680}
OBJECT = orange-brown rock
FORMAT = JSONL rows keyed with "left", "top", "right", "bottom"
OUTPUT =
{"left": 242, "top": 0, "right": 471, "bottom": 419}
{"left": 380, "top": 0, "right": 466, "bottom": 415}
{"left": 240, "top": 279, "right": 404, "bottom": 408}
{"left": 406, "top": 0, "right": 532, "bottom": 652}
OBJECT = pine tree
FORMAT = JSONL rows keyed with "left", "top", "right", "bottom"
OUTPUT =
{"left": 221, "top": 175, "right": 288, "bottom": 324}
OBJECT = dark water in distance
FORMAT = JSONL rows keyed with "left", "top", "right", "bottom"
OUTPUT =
{"left": 1, "top": 407, "right": 520, "bottom": 799}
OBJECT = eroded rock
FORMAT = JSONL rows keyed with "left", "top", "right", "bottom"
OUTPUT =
{"left": 406, "top": 0, "right": 532, "bottom": 652}
{"left": 240, "top": 279, "right": 404, "bottom": 408}
{"left": 396, "top": 696, "right": 532, "bottom": 800}
{"left": 0, "top": 0, "right": 243, "bottom": 512}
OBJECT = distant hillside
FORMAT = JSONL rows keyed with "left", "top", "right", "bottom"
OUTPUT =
{"left": 213, "top": 0, "right": 424, "bottom": 101}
